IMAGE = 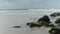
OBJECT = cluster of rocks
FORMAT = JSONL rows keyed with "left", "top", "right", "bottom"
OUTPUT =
{"left": 26, "top": 12, "right": 60, "bottom": 34}
{"left": 47, "top": 12, "right": 60, "bottom": 34}
{"left": 26, "top": 15, "right": 55, "bottom": 28}
{"left": 50, "top": 12, "right": 60, "bottom": 25}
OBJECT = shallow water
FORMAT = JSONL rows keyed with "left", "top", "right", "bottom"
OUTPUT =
{"left": 0, "top": 9, "right": 60, "bottom": 34}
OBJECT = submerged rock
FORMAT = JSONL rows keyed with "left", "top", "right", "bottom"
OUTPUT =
{"left": 55, "top": 18, "right": 60, "bottom": 24}
{"left": 13, "top": 26, "right": 21, "bottom": 28}
{"left": 50, "top": 12, "right": 60, "bottom": 17}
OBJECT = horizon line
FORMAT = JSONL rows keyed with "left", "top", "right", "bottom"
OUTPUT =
{"left": 0, "top": 8, "right": 60, "bottom": 10}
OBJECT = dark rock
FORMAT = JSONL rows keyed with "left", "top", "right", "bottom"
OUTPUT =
{"left": 49, "top": 28, "right": 56, "bottom": 34}
{"left": 53, "top": 29, "right": 60, "bottom": 34}
{"left": 49, "top": 24, "right": 56, "bottom": 27}
{"left": 26, "top": 23, "right": 30, "bottom": 25}
{"left": 37, "top": 15, "right": 51, "bottom": 24}
{"left": 48, "top": 28, "right": 60, "bottom": 34}
{"left": 26, "top": 23, "right": 41, "bottom": 28}
{"left": 37, "top": 15, "right": 50, "bottom": 22}
{"left": 26, "top": 22, "right": 55, "bottom": 28}
{"left": 55, "top": 18, "right": 60, "bottom": 24}
{"left": 13, "top": 26, "right": 21, "bottom": 28}
{"left": 50, "top": 12, "right": 60, "bottom": 17}
{"left": 39, "top": 21, "right": 49, "bottom": 27}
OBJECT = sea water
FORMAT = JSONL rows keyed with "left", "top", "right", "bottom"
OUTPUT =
{"left": 0, "top": 9, "right": 60, "bottom": 34}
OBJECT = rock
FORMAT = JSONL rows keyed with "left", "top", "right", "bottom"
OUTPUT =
{"left": 13, "top": 26, "right": 21, "bottom": 28}
{"left": 26, "top": 22, "right": 55, "bottom": 28}
{"left": 49, "top": 24, "right": 56, "bottom": 27}
{"left": 37, "top": 15, "right": 50, "bottom": 22}
{"left": 39, "top": 21, "right": 49, "bottom": 27}
{"left": 55, "top": 18, "right": 60, "bottom": 24}
{"left": 48, "top": 28, "right": 60, "bottom": 34}
{"left": 53, "top": 29, "right": 60, "bottom": 34}
{"left": 37, "top": 15, "right": 51, "bottom": 24}
{"left": 50, "top": 12, "right": 60, "bottom": 17}
{"left": 26, "top": 23, "right": 41, "bottom": 28}
{"left": 26, "top": 23, "right": 30, "bottom": 25}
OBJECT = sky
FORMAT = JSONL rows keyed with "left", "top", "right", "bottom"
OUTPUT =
{"left": 0, "top": 0, "right": 60, "bottom": 9}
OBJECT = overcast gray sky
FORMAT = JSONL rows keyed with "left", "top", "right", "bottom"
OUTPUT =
{"left": 0, "top": 0, "right": 60, "bottom": 9}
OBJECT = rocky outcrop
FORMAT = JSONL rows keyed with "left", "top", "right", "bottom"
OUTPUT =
{"left": 50, "top": 12, "right": 60, "bottom": 17}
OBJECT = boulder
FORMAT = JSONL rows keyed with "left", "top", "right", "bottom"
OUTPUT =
{"left": 37, "top": 15, "right": 51, "bottom": 24}
{"left": 53, "top": 29, "right": 60, "bottom": 34}
{"left": 48, "top": 28, "right": 60, "bottom": 34}
{"left": 50, "top": 12, "right": 60, "bottom": 17}
{"left": 55, "top": 18, "right": 60, "bottom": 24}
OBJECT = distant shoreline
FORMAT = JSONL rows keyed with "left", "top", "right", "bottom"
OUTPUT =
{"left": 0, "top": 8, "right": 60, "bottom": 10}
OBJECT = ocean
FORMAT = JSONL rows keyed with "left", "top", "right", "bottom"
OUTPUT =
{"left": 0, "top": 9, "right": 60, "bottom": 34}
